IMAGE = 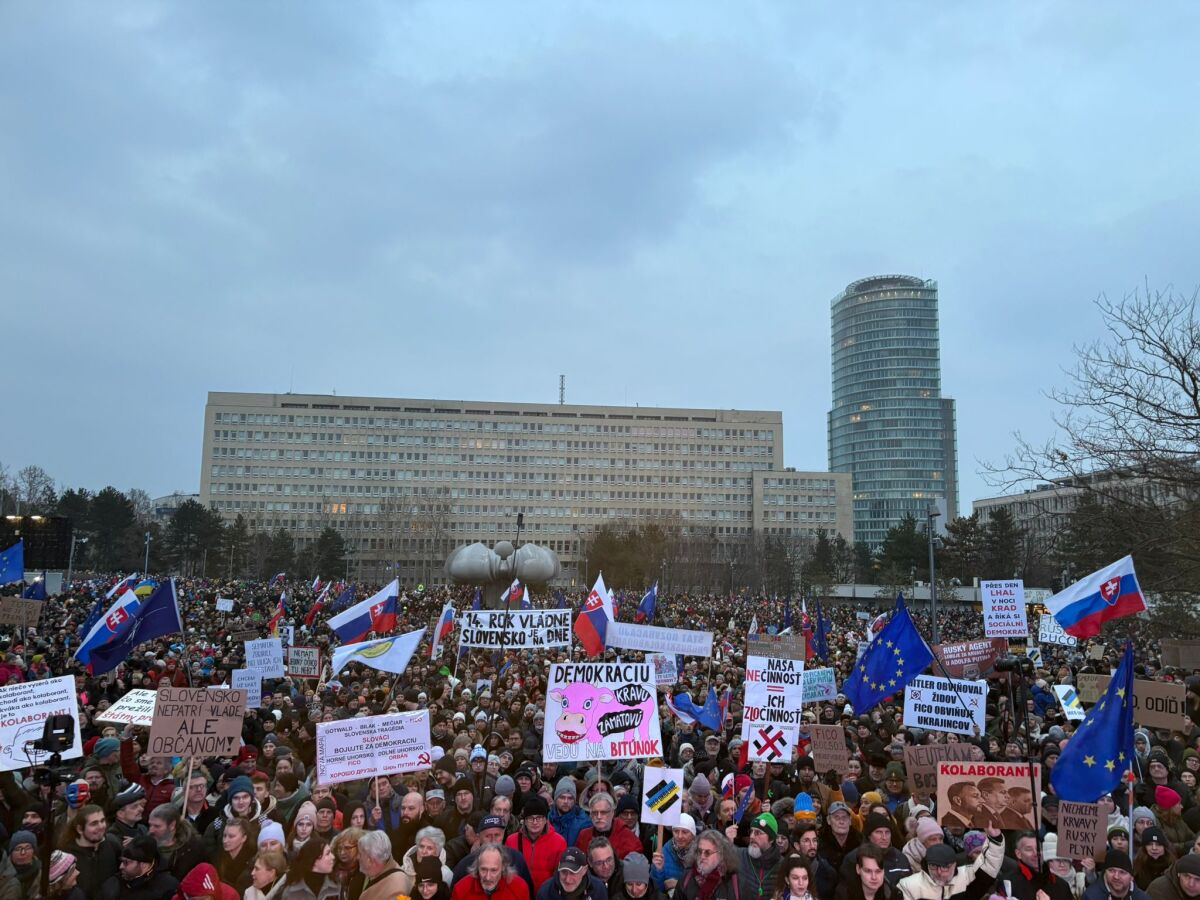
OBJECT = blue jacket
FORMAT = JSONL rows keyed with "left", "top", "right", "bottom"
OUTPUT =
{"left": 536, "top": 873, "right": 607, "bottom": 900}
{"left": 651, "top": 838, "right": 687, "bottom": 892}
{"left": 549, "top": 804, "right": 591, "bottom": 848}
{"left": 1082, "top": 879, "right": 1149, "bottom": 900}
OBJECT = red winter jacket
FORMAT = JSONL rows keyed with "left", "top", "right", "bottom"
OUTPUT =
{"left": 451, "top": 875, "right": 530, "bottom": 900}
{"left": 575, "top": 819, "right": 643, "bottom": 860}
{"left": 507, "top": 824, "right": 568, "bottom": 892}
{"left": 121, "top": 738, "right": 177, "bottom": 821}
{"left": 175, "top": 863, "right": 240, "bottom": 900}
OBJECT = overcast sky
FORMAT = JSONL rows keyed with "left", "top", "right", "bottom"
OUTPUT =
{"left": 3, "top": 2, "right": 1198, "bottom": 512}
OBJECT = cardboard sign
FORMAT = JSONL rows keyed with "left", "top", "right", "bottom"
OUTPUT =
{"left": 936, "top": 761, "right": 1041, "bottom": 831}
{"left": 216, "top": 597, "right": 235, "bottom": 613}
{"left": 1088, "top": 644, "right": 1106, "bottom": 661}
{"left": 1075, "top": 675, "right": 1186, "bottom": 730}
{"left": 230, "top": 629, "right": 259, "bottom": 642}
{"left": 148, "top": 686, "right": 246, "bottom": 758}
{"left": 232, "top": 670, "right": 262, "bottom": 708}
{"left": 745, "top": 632, "right": 806, "bottom": 660}
{"left": 647, "top": 653, "right": 678, "bottom": 689}
{"left": 1057, "top": 801, "right": 1106, "bottom": 860}
{"left": 287, "top": 646, "right": 321, "bottom": 679}
{"left": 316, "top": 710, "right": 432, "bottom": 785}
{"left": 933, "top": 638, "right": 1009, "bottom": 680}
{"left": 607, "top": 621, "right": 713, "bottom": 657}
{"left": 802, "top": 668, "right": 839, "bottom": 704}
{"left": 244, "top": 638, "right": 286, "bottom": 678}
{"left": 904, "top": 743, "right": 976, "bottom": 797}
{"left": 0, "top": 676, "right": 82, "bottom": 771}
{"left": 810, "top": 724, "right": 849, "bottom": 776}
{"left": 641, "top": 767, "right": 684, "bottom": 826}
{"left": 1038, "top": 614, "right": 1077, "bottom": 647}
{"left": 95, "top": 689, "right": 158, "bottom": 727}
{"left": 459, "top": 609, "right": 572, "bottom": 649}
{"left": 1053, "top": 685, "right": 1085, "bottom": 722}
{"left": 982, "top": 580, "right": 1029, "bottom": 638}
{"left": 1159, "top": 640, "right": 1200, "bottom": 670}
{"left": 543, "top": 662, "right": 663, "bottom": 762}
{"left": 903, "top": 675, "right": 987, "bottom": 736}
{"left": 0, "top": 597, "right": 44, "bottom": 627}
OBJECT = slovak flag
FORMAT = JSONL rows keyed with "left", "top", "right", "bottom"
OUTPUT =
{"left": 1047, "top": 555, "right": 1148, "bottom": 639}
{"left": 268, "top": 593, "right": 287, "bottom": 636}
{"left": 328, "top": 579, "right": 399, "bottom": 644}
{"left": 75, "top": 589, "right": 143, "bottom": 668}
{"left": 311, "top": 575, "right": 323, "bottom": 593}
{"left": 501, "top": 580, "right": 524, "bottom": 608}
{"left": 270, "top": 572, "right": 286, "bottom": 586}
{"left": 749, "top": 614, "right": 759, "bottom": 635}
{"left": 106, "top": 574, "right": 139, "bottom": 601}
{"left": 573, "top": 575, "right": 611, "bottom": 658}
{"left": 431, "top": 602, "right": 456, "bottom": 660}
{"left": 635, "top": 583, "right": 657, "bottom": 624}
{"left": 304, "top": 586, "right": 329, "bottom": 627}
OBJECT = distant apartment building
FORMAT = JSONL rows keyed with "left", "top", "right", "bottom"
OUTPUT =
{"left": 200, "top": 392, "right": 853, "bottom": 584}
{"left": 828, "top": 275, "right": 958, "bottom": 548}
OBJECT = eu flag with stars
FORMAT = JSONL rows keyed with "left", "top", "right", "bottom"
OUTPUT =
{"left": 1051, "top": 640, "right": 1135, "bottom": 802}
{"left": 844, "top": 594, "right": 933, "bottom": 714}
{"left": 812, "top": 600, "right": 831, "bottom": 662}
{"left": 0, "top": 540, "right": 24, "bottom": 585}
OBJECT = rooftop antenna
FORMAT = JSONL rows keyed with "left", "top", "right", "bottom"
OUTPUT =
{"left": 288, "top": 366, "right": 294, "bottom": 394}
{"left": 559, "top": 374, "right": 565, "bottom": 405}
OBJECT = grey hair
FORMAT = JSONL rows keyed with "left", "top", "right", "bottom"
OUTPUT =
{"left": 358, "top": 830, "right": 394, "bottom": 864}
{"left": 415, "top": 826, "right": 446, "bottom": 850}
{"left": 468, "top": 844, "right": 514, "bottom": 881}
{"left": 685, "top": 830, "right": 738, "bottom": 875}
{"left": 589, "top": 791, "right": 615, "bottom": 812}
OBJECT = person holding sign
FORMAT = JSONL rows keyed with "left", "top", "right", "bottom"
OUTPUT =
{"left": 894, "top": 824, "right": 1004, "bottom": 900}
{"left": 505, "top": 796, "right": 566, "bottom": 893}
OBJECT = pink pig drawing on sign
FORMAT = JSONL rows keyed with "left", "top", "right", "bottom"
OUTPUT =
{"left": 550, "top": 682, "right": 652, "bottom": 746}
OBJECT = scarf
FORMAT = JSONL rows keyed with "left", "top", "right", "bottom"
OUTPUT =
{"left": 697, "top": 867, "right": 725, "bottom": 900}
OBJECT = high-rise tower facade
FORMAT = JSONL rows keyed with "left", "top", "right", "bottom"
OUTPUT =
{"left": 828, "top": 275, "right": 958, "bottom": 548}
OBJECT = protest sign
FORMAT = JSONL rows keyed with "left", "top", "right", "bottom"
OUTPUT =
{"left": 148, "top": 686, "right": 246, "bottom": 758}
{"left": 232, "top": 670, "right": 261, "bottom": 708}
{"left": 287, "top": 646, "right": 321, "bottom": 679}
{"left": 95, "top": 689, "right": 158, "bottom": 727}
{"left": 904, "top": 675, "right": 987, "bottom": 736}
{"left": 543, "top": 662, "right": 663, "bottom": 762}
{"left": 936, "top": 761, "right": 1041, "bottom": 831}
{"left": 647, "top": 653, "right": 678, "bottom": 689}
{"left": 745, "top": 632, "right": 806, "bottom": 660}
{"left": 744, "top": 655, "right": 804, "bottom": 729}
{"left": 742, "top": 718, "right": 797, "bottom": 763}
{"left": 904, "top": 743, "right": 975, "bottom": 797}
{"left": 802, "top": 668, "right": 838, "bottom": 704}
{"left": 607, "top": 621, "right": 713, "bottom": 658}
{"left": 215, "top": 597, "right": 234, "bottom": 612}
{"left": 0, "top": 598, "right": 43, "bottom": 627}
{"left": 856, "top": 611, "right": 871, "bottom": 622}
{"left": 1038, "top": 614, "right": 1077, "bottom": 647}
{"left": 1076, "top": 675, "right": 1186, "bottom": 729}
{"left": 316, "top": 711, "right": 432, "bottom": 785}
{"left": 280, "top": 625, "right": 294, "bottom": 647}
{"left": 641, "top": 767, "right": 684, "bottom": 826}
{"left": 244, "top": 639, "right": 286, "bottom": 678}
{"left": 230, "top": 629, "right": 259, "bottom": 642}
{"left": 1159, "top": 639, "right": 1200, "bottom": 670}
{"left": 982, "top": 580, "right": 1028, "bottom": 638}
{"left": 933, "top": 638, "right": 1009, "bottom": 680}
{"left": 1053, "top": 685, "right": 1085, "bottom": 722}
{"left": 458, "top": 609, "right": 572, "bottom": 649}
{"left": 476, "top": 678, "right": 493, "bottom": 695}
{"left": 810, "top": 724, "right": 849, "bottom": 776}
{"left": 1088, "top": 643, "right": 1106, "bottom": 661}
{"left": 1058, "top": 801, "right": 1106, "bottom": 860}
{"left": 0, "top": 676, "right": 82, "bottom": 770}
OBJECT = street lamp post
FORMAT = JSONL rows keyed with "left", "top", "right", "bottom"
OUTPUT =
{"left": 66, "top": 535, "right": 88, "bottom": 590}
{"left": 927, "top": 504, "right": 942, "bottom": 643}
{"left": 143, "top": 532, "right": 152, "bottom": 575}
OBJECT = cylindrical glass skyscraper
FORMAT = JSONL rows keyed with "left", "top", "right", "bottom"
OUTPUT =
{"left": 828, "top": 275, "right": 958, "bottom": 548}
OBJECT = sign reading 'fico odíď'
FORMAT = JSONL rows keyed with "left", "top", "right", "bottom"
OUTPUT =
{"left": 1074, "top": 675, "right": 1185, "bottom": 730}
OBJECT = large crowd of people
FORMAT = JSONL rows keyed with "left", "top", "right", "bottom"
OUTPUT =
{"left": 0, "top": 572, "right": 1194, "bottom": 900}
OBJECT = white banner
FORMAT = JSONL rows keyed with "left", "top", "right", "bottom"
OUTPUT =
{"left": 641, "top": 768, "right": 684, "bottom": 826}
{"left": 95, "top": 689, "right": 158, "bottom": 727}
{"left": 605, "top": 621, "right": 713, "bottom": 657}
{"left": 316, "top": 710, "right": 433, "bottom": 786}
{"left": 0, "top": 676, "right": 82, "bottom": 771}
{"left": 544, "top": 662, "right": 663, "bottom": 762}
{"left": 232, "top": 669, "right": 262, "bottom": 709}
{"left": 903, "top": 674, "right": 987, "bottom": 736}
{"left": 647, "top": 653, "right": 678, "bottom": 689}
{"left": 458, "top": 609, "right": 572, "bottom": 649}
{"left": 215, "top": 597, "right": 234, "bottom": 612}
{"left": 802, "top": 668, "right": 839, "bottom": 704}
{"left": 1038, "top": 614, "right": 1078, "bottom": 647}
{"left": 982, "top": 580, "right": 1029, "bottom": 638}
{"left": 244, "top": 638, "right": 285, "bottom": 678}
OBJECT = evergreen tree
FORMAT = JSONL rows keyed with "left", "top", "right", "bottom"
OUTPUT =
{"left": 982, "top": 508, "right": 1025, "bottom": 579}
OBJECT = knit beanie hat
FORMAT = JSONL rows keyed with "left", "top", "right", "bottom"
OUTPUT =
{"left": 916, "top": 817, "right": 942, "bottom": 843}
{"left": 228, "top": 775, "right": 254, "bottom": 801}
{"left": 258, "top": 821, "right": 285, "bottom": 847}
{"left": 963, "top": 831, "right": 987, "bottom": 854}
{"left": 94, "top": 737, "right": 120, "bottom": 758}
{"left": 689, "top": 773, "right": 712, "bottom": 798}
{"left": 495, "top": 775, "right": 516, "bottom": 798}
{"left": 622, "top": 853, "right": 651, "bottom": 885}
{"left": 8, "top": 831, "right": 36, "bottom": 852}
{"left": 554, "top": 777, "right": 577, "bottom": 800}
{"left": 1155, "top": 786, "right": 1182, "bottom": 809}
{"left": 1177, "top": 856, "right": 1200, "bottom": 877}
{"left": 751, "top": 813, "right": 778, "bottom": 839}
{"left": 864, "top": 812, "right": 893, "bottom": 835}
{"left": 49, "top": 851, "right": 76, "bottom": 885}
{"left": 415, "top": 857, "right": 444, "bottom": 886}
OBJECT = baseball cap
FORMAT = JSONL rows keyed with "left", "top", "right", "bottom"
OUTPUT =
{"left": 827, "top": 801, "right": 852, "bottom": 818}
{"left": 478, "top": 815, "right": 506, "bottom": 834}
{"left": 559, "top": 848, "right": 587, "bottom": 873}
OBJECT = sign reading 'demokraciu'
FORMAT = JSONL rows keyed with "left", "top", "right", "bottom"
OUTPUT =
{"left": 544, "top": 662, "right": 663, "bottom": 762}
{"left": 606, "top": 622, "right": 713, "bottom": 657}
{"left": 458, "top": 609, "right": 572, "bottom": 649}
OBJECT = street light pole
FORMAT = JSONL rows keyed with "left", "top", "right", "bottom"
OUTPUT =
{"left": 143, "top": 531, "right": 151, "bottom": 574}
{"left": 66, "top": 535, "right": 87, "bottom": 590}
{"left": 927, "top": 505, "right": 942, "bottom": 643}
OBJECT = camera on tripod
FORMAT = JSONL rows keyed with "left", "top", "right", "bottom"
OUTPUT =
{"left": 26, "top": 715, "right": 76, "bottom": 788}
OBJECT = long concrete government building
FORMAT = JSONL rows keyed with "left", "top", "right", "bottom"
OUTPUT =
{"left": 200, "top": 391, "right": 852, "bottom": 586}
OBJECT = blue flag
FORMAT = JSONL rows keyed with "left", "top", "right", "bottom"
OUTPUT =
{"left": 783, "top": 595, "right": 793, "bottom": 630}
{"left": 0, "top": 540, "right": 24, "bottom": 585}
{"left": 666, "top": 687, "right": 724, "bottom": 731}
{"left": 1051, "top": 641, "right": 1136, "bottom": 802}
{"left": 88, "top": 579, "right": 184, "bottom": 676}
{"left": 844, "top": 594, "right": 933, "bottom": 714}
{"left": 554, "top": 589, "right": 568, "bottom": 610}
{"left": 331, "top": 584, "right": 357, "bottom": 611}
{"left": 22, "top": 579, "right": 46, "bottom": 600}
{"left": 813, "top": 601, "right": 831, "bottom": 662}
{"left": 78, "top": 594, "right": 109, "bottom": 638}
{"left": 635, "top": 582, "right": 657, "bottom": 624}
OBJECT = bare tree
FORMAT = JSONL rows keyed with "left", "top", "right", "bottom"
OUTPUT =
{"left": 127, "top": 488, "right": 154, "bottom": 525}
{"left": 14, "top": 465, "right": 55, "bottom": 514}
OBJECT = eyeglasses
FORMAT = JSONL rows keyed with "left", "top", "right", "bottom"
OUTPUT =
{"left": 699, "top": 848, "right": 719, "bottom": 858}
